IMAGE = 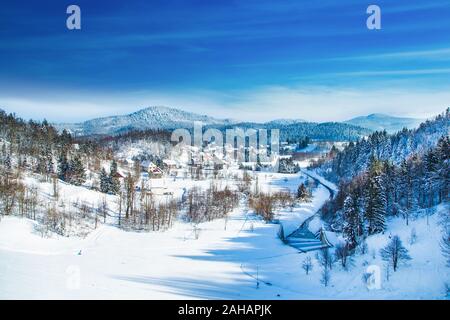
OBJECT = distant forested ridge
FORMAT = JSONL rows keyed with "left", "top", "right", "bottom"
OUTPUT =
{"left": 315, "top": 108, "right": 449, "bottom": 182}
{"left": 218, "top": 121, "right": 371, "bottom": 142}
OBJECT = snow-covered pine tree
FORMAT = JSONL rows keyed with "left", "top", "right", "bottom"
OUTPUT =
{"left": 109, "top": 160, "right": 120, "bottom": 195}
{"left": 365, "top": 157, "right": 387, "bottom": 235}
{"left": 397, "top": 158, "right": 417, "bottom": 224}
{"left": 69, "top": 155, "right": 86, "bottom": 186}
{"left": 57, "top": 152, "right": 70, "bottom": 182}
{"left": 342, "top": 194, "right": 361, "bottom": 248}
{"left": 435, "top": 136, "right": 449, "bottom": 202}
{"left": 382, "top": 160, "right": 396, "bottom": 216}
{"left": 4, "top": 152, "right": 11, "bottom": 170}
{"left": 424, "top": 148, "right": 440, "bottom": 207}
{"left": 99, "top": 168, "right": 110, "bottom": 194}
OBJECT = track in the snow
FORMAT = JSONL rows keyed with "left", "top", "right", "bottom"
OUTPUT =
{"left": 285, "top": 170, "right": 334, "bottom": 253}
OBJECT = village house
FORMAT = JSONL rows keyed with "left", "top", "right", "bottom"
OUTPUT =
{"left": 140, "top": 160, "right": 164, "bottom": 178}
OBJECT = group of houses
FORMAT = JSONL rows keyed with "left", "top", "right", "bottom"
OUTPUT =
{"left": 139, "top": 159, "right": 180, "bottom": 178}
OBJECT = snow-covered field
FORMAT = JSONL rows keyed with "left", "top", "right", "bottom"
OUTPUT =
{"left": 0, "top": 171, "right": 448, "bottom": 300}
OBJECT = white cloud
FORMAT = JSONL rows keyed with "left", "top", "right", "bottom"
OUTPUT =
{"left": 0, "top": 85, "right": 448, "bottom": 123}
{"left": 211, "top": 85, "right": 449, "bottom": 122}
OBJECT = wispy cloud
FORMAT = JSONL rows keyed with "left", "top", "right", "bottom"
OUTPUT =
{"left": 0, "top": 85, "right": 448, "bottom": 123}
{"left": 329, "top": 68, "right": 450, "bottom": 77}
{"left": 329, "top": 48, "right": 450, "bottom": 62}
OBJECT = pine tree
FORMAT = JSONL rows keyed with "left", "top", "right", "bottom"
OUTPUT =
{"left": 69, "top": 155, "right": 86, "bottom": 186}
{"left": 342, "top": 194, "right": 362, "bottom": 248}
{"left": 382, "top": 160, "right": 396, "bottom": 216}
{"left": 109, "top": 160, "right": 120, "bottom": 194}
{"left": 424, "top": 148, "right": 440, "bottom": 207}
{"left": 99, "top": 168, "right": 110, "bottom": 193}
{"left": 57, "top": 152, "right": 70, "bottom": 181}
{"left": 4, "top": 152, "right": 11, "bottom": 170}
{"left": 435, "top": 136, "right": 450, "bottom": 202}
{"left": 365, "top": 157, "right": 387, "bottom": 234}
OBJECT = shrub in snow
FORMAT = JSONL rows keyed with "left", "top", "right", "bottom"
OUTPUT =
{"left": 297, "top": 183, "right": 312, "bottom": 202}
{"left": 320, "top": 268, "right": 331, "bottom": 287}
{"left": 277, "top": 224, "right": 286, "bottom": 242}
{"left": 193, "top": 225, "right": 201, "bottom": 240}
{"left": 408, "top": 227, "right": 417, "bottom": 245}
{"left": 248, "top": 192, "right": 277, "bottom": 222}
{"left": 302, "top": 256, "right": 313, "bottom": 275}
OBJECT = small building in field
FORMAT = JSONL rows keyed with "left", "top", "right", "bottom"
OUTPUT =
{"left": 140, "top": 160, "right": 156, "bottom": 172}
{"left": 148, "top": 166, "right": 163, "bottom": 178}
{"left": 141, "top": 160, "right": 164, "bottom": 178}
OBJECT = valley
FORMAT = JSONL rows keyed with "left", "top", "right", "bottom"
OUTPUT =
{"left": 0, "top": 107, "right": 448, "bottom": 300}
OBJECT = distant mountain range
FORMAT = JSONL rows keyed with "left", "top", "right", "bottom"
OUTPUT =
{"left": 345, "top": 113, "right": 424, "bottom": 133}
{"left": 54, "top": 106, "right": 424, "bottom": 141}
{"left": 57, "top": 106, "right": 235, "bottom": 136}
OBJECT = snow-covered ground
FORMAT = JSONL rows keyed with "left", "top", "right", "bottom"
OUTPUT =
{"left": 0, "top": 171, "right": 448, "bottom": 300}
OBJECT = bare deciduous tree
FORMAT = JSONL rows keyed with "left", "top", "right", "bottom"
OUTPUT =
{"left": 380, "top": 235, "right": 411, "bottom": 272}
{"left": 335, "top": 242, "right": 352, "bottom": 270}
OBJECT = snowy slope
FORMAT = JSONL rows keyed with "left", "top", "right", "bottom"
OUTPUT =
{"left": 1, "top": 171, "right": 447, "bottom": 300}
{"left": 0, "top": 171, "right": 328, "bottom": 300}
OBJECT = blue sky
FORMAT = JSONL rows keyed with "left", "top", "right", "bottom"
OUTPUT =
{"left": 0, "top": 0, "right": 450, "bottom": 122}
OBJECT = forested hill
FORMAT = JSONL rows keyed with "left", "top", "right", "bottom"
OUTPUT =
{"left": 316, "top": 108, "right": 450, "bottom": 183}
{"left": 0, "top": 109, "right": 110, "bottom": 185}
{"left": 315, "top": 109, "right": 449, "bottom": 249}
{"left": 218, "top": 121, "right": 371, "bottom": 142}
